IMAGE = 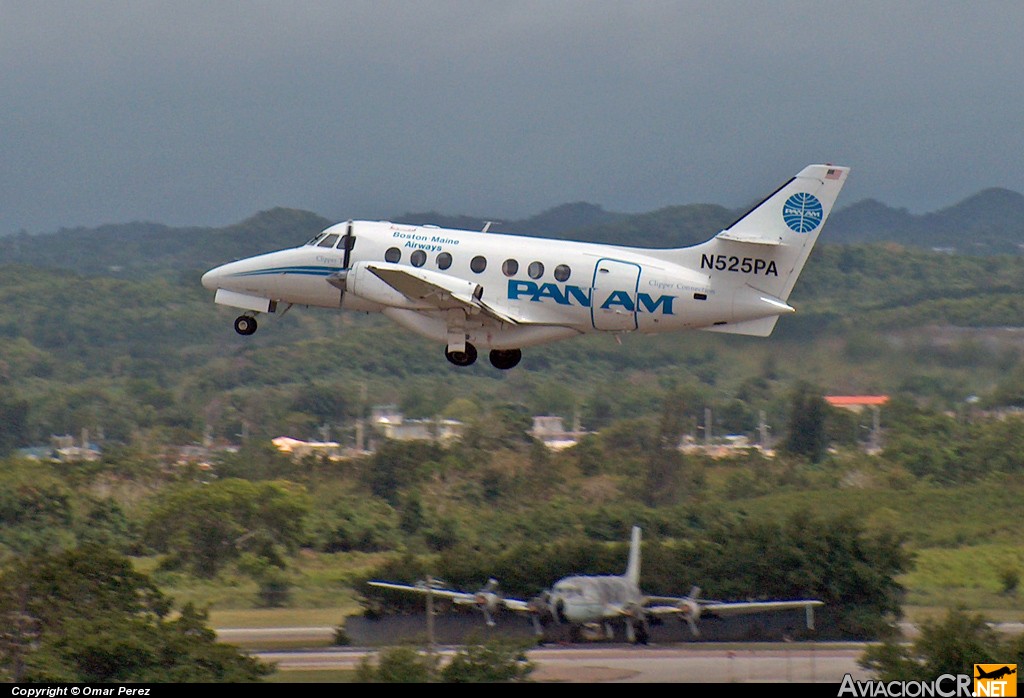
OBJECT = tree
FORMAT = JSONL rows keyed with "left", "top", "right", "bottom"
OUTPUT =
{"left": 644, "top": 389, "right": 695, "bottom": 506}
{"left": 860, "top": 608, "right": 1007, "bottom": 681}
{"left": 0, "top": 390, "right": 28, "bottom": 457}
{"left": 144, "top": 478, "right": 310, "bottom": 577}
{"left": 353, "top": 641, "right": 535, "bottom": 683}
{"left": 0, "top": 545, "right": 271, "bottom": 682}
{"left": 441, "top": 639, "right": 535, "bottom": 683}
{"left": 781, "top": 382, "right": 830, "bottom": 462}
{"left": 354, "top": 645, "right": 437, "bottom": 683}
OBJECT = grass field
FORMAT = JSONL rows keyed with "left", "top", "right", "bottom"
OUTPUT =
{"left": 143, "top": 479, "right": 1023, "bottom": 636}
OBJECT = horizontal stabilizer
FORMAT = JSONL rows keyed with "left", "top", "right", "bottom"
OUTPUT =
{"left": 700, "top": 316, "right": 780, "bottom": 337}
{"left": 714, "top": 231, "right": 784, "bottom": 246}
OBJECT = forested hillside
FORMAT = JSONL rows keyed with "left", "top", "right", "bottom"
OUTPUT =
{"left": 3, "top": 194, "right": 1024, "bottom": 678}
{"left": 4, "top": 183, "right": 1024, "bottom": 279}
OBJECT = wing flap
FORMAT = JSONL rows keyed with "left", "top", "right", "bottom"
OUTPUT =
{"left": 365, "top": 263, "right": 519, "bottom": 325}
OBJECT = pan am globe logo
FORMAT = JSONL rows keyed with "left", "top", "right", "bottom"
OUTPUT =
{"left": 783, "top": 193, "right": 823, "bottom": 233}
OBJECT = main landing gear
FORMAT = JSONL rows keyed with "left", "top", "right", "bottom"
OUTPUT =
{"left": 443, "top": 344, "right": 523, "bottom": 370}
{"left": 444, "top": 342, "right": 478, "bottom": 367}
{"left": 234, "top": 315, "right": 258, "bottom": 336}
{"left": 488, "top": 348, "right": 522, "bottom": 370}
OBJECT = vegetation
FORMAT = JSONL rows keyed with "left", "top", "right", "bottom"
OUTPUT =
{"left": 0, "top": 546, "right": 271, "bottom": 682}
{"left": 860, "top": 608, "right": 1024, "bottom": 681}
{"left": 4, "top": 200, "right": 1024, "bottom": 678}
{"left": 353, "top": 640, "right": 534, "bottom": 683}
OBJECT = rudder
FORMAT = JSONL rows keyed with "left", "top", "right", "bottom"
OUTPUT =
{"left": 707, "top": 164, "right": 850, "bottom": 301}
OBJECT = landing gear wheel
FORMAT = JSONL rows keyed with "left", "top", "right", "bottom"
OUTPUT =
{"left": 234, "top": 315, "right": 258, "bottom": 336}
{"left": 489, "top": 348, "right": 522, "bottom": 370}
{"left": 445, "top": 342, "right": 478, "bottom": 366}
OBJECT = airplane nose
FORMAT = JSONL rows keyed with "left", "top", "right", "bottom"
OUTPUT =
{"left": 201, "top": 267, "right": 223, "bottom": 291}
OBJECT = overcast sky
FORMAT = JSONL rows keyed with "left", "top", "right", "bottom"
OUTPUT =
{"left": 3, "top": 1, "right": 1023, "bottom": 234}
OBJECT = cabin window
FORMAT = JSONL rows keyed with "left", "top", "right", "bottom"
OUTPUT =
{"left": 554, "top": 264, "right": 571, "bottom": 282}
{"left": 410, "top": 250, "right": 426, "bottom": 267}
{"left": 528, "top": 261, "right": 544, "bottom": 279}
{"left": 318, "top": 233, "right": 340, "bottom": 248}
{"left": 502, "top": 259, "right": 519, "bottom": 277}
{"left": 437, "top": 252, "right": 453, "bottom": 270}
{"left": 471, "top": 255, "right": 487, "bottom": 273}
{"left": 385, "top": 247, "right": 401, "bottom": 263}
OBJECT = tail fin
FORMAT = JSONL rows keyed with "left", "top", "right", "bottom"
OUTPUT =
{"left": 659, "top": 164, "right": 849, "bottom": 337}
{"left": 704, "top": 164, "right": 849, "bottom": 297}
{"left": 624, "top": 525, "right": 641, "bottom": 587}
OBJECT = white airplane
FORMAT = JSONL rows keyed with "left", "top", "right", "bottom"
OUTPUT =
{"left": 202, "top": 164, "right": 849, "bottom": 369}
{"left": 368, "top": 526, "right": 824, "bottom": 644}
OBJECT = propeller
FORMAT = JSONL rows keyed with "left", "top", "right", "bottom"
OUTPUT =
{"left": 679, "top": 586, "right": 702, "bottom": 637}
{"left": 526, "top": 591, "right": 555, "bottom": 636}
{"left": 472, "top": 578, "right": 502, "bottom": 627}
{"left": 623, "top": 601, "right": 650, "bottom": 644}
{"left": 325, "top": 270, "right": 348, "bottom": 290}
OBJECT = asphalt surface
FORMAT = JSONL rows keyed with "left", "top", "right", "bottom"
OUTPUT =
{"left": 255, "top": 644, "right": 873, "bottom": 683}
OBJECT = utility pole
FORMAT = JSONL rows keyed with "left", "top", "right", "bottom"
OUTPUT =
{"left": 425, "top": 575, "right": 435, "bottom": 659}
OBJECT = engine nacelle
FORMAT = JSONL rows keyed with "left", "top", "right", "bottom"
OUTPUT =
{"left": 679, "top": 598, "right": 702, "bottom": 622}
{"left": 342, "top": 262, "right": 435, "bottom": 310}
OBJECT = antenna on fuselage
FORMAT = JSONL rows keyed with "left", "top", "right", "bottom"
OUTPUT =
{"left": 481, "top": 221, "right": 497, "bottom": 233}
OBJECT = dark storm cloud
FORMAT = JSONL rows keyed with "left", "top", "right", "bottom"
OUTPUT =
{"left": 2, "top": 1, "right": 1022, "bottom": 233}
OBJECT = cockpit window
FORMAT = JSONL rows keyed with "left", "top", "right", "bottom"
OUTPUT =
{"left": 318, "top": 233, "right": 340, "bottom": 248}
{"left": 305, "top": 232, "right": 328, "bottom": 246}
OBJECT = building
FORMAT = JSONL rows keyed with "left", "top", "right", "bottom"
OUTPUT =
{"left": 271, "top": 436, "right": 342, "bottom": 460}
{"left": 530, "top": 415, "right": 589, "bottom": 450}
{"left": 825, "top": 395, "right": 889, "bottom": 453}
{"left": 371, "top": 406, "right": 464, "bottom": 443}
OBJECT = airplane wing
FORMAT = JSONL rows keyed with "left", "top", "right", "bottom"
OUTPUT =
{"left": 367, "top": 581, "right": 478, "bottom": 605}
{"left": 365, "top": 263, "right": 521, "bottom": 325}
{"left": 697, "top": 599, "right": 824, "bottom": 617}
{"left": 644, "top": 596, "right": 823, "bottom": 618}
{"left": 500, "top": 598, "right": 533, "bottom": 614}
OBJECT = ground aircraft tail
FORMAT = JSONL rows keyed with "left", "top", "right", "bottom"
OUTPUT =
{"left": 624, "top": 525, "right": 641, "bottom": 587}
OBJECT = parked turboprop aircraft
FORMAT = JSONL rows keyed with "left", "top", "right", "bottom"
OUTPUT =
{"left": 202, "top": 164, "right": 849, "bottom": 368}
{"left": 368, "top": 526, "right": 823, "bottom": 644}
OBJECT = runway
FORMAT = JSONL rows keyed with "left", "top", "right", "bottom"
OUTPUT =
{"left": 256, "top": 644, "right": 873, "bottom": 683}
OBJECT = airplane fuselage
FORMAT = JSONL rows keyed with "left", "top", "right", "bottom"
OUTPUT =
{"left": 204, "top": 221, "right": 791, "bottom": 349}
{"left": 551, "top": 574, "right": 645, "bottom": 624}
{"left": 201, "top": 164, "right": 849, "bottom": 368}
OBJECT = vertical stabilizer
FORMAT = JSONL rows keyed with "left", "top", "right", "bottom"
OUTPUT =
{"left": 652, "top": 165, "right": 849, "bottom": 316}
{"left": 625, "top": 525, "right": 642, "bottom": 587}
{"left": 707, "top": 164, "right": 849, "bottom": 301}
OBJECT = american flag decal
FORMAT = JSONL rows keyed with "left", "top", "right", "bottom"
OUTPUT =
{"left": 826, "top": 168, "right": 842, "bottom": 180}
